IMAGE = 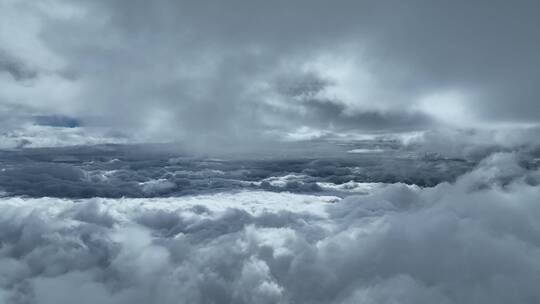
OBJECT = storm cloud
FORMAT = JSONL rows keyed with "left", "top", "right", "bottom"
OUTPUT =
{"left": 1, "top": 2, "right": 540, "bottom": 303}
{"left": 1, "top": 0, "right": 539, "bottom": 146}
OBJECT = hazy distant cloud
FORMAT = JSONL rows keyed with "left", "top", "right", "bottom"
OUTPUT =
{"left": 0, "top": 143, "right": 479, "bottom": 198}
{"left": 0, "top": 125, "right": 128, "bottom": 150}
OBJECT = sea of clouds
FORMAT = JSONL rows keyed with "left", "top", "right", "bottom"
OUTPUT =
{"left": 2, "top": 1, "right": 540, "bottom": 302}
{"left": 1, "top": 147, "right": 540, "bottom": 303}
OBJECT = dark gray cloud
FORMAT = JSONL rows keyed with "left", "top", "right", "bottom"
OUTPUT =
{"left": 3, "top": 129, "right": 540, "bottom": 198}
{"left": 0, "top": 51, "right": 38, "bottom": 81}
{"left": 1, "top": 0, "right": 539, "bottom": 147}
{"left": 0, "top": 142, "right": 478, "bottom": 198}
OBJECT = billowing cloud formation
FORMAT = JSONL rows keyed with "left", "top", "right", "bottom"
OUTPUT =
{"left": 402, "top": 126, "right": 540, "bottom": 160}
{"left": 2, "top": 3, "right": 540, "bottom": 302}
{"left": 1, "top": 0, "right": 539, "bottom": 147}
{"left": 1, "top": 152, "right": 540, "bottom": 303}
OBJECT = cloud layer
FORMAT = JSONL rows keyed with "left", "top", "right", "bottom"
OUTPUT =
{"left": 0, "top": 141, "right": 477, "bottom": 198}
{"left": 1, "top": 0, "right": 539, "bottom": 146}
{"left": 1, "top": 152, "right": 540, "bottom": 303}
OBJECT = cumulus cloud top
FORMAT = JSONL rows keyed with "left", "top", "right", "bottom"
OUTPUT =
{"left": 1, "top": 153, "right": 540, "bottom": 303}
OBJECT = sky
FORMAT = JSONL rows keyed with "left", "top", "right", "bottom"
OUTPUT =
{"left": 2, "top": 2, "right": 540, "bottom": 303}
{"left": 1, "top": 0, "right": 539, "bottom": 148}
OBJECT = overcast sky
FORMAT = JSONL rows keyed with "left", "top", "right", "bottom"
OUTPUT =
{"left": 2, "top": 3, "right": 540, "bottom": 302}
{"left": 1, "top": 0, "right": 539, "bottom": 146}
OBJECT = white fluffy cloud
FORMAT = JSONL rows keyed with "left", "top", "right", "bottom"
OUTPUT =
{"left": 1, "top": 152, "right": 539, "bottom": 303}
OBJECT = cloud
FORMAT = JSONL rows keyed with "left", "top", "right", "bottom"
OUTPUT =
{"left": 402, "top": 126, "right": 540, "bottom": 160}
{"left": 0, "top": 125, "right": 128, "bottom": 150}
{"left": 0, "top": 51, "right": 38, "bottom": 81}
{"left": 2, "top": 125, "right": 539, "bottom": 199}
{"left": 0, "top": 142, "right": 479, "bottom": 198}
{"left": 1, "top": 0, "right": 539, "bottom": 147}
{"left": 1, "top": 152, "right": 540, "bottom": 303}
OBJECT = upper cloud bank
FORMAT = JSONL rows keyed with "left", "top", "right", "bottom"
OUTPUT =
{"left": 1, "top": 0, "right": 539, "bottom": 148}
